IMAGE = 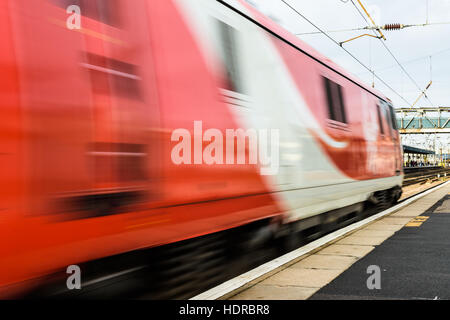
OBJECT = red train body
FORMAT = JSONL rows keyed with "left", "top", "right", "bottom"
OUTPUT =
{"left": 0, "top": 0, "right": 403, "bottom": 297}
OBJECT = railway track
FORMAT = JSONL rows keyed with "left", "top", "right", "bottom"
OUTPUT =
{"left": 403, "top": 166, "right": 450, "bottom": 186}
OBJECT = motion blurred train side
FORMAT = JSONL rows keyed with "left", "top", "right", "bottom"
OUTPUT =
{"left": 0, "top": 0, "right": 403, "bottom": 297}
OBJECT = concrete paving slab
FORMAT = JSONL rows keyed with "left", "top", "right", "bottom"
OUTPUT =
{"left": 292, "top": 254, "right": 358, "bottom": 270}
{"left": 351, "top": 229, "right": 395, "bottom": 238}
{"left": 335, "top": 235, "right": 387, "bottom": 246}
{"left": 260, "top": 268, "right": 344, "bottom": 288}
{"left": 317, "top": 244, "right": 375, "bottom": 258}
{"left": 230, "top": 284, "right": 318, "bottom": 300}
{"left": 363, "top": 223, "right": 404, "bottom": 232}
{"left": 376, "top": 217, "right": 412, "bottom": 225}
{"left": 390, "top": 208, "right": 429, "bottom": 217}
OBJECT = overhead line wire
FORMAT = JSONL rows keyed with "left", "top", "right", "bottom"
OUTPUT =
{"left": 279, "top": 0, "right": 414, "bottom": 106}
{"left": 349, "top": 0, "right": 434, "bottom": 106}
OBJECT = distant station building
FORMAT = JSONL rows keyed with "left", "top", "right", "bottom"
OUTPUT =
{"left": 403, "top": 145, "right": 436, "bottom": 167}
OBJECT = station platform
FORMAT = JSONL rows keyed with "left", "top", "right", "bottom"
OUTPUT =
{"left": 229, "top": 182, "right": 450, "bottom": 300}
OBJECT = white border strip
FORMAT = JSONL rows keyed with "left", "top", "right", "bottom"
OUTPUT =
{"left": 191, "top": 181, "right": 450, "bottom": 300}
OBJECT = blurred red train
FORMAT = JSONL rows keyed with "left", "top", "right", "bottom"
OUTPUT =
{"left": 0, "top": 0, "right": 403, "bottom": 298}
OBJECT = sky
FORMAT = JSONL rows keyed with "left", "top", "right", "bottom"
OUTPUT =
{"left": 241, "top": 0, "right": 450, "bottom": 152}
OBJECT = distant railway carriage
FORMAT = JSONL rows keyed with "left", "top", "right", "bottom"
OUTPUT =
{"left": 0, "top": 0, "right": 402, "bottom": 297}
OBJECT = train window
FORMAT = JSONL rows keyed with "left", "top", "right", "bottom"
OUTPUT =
{"left": 376, "top": 104, "right": 385, "bottom": 136}
{"left": 383, "top": 106, "right": 393, "bottom": 137}
{"left": 380, "top": 103, "right": 394, "bottom": 138}
{"left": 323, "top": 77, "right": 347, "bottom": 124}
{"left": 388, "top": 105, "right": 398, "bottom": 130}
{"left": 217, "top": 20, "right": 244, "bottom": 93}
{"left": 95, "top": 0, "right": 120, "bottom": 26}
{"left": 82, "top": 53, "right": 142, "bottom": 100}
{"left": 88, "top": 142, "right": 148, "bottom": 183}
{"left": 52, "top": 0, "right": 120, "bottom": 26}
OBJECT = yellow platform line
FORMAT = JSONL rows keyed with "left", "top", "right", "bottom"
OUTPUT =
{"left": 405, "top": 216, "right": 429, "bottom": 227}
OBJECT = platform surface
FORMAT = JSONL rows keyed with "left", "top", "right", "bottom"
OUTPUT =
{"left": 311, "top": 189, "right": 450, "bottom": 300}
{"left": 230, "top": 183, "right": 450, "bottom": 300}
